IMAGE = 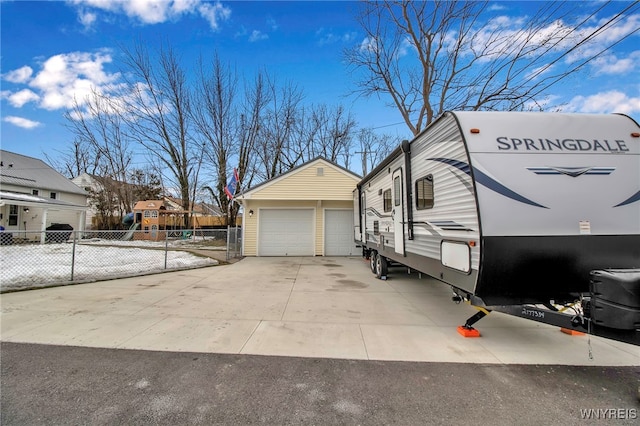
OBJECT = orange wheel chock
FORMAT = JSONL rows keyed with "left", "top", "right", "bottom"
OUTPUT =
{"left": 560, "top": 328, "right": 585, "bottom": 336}
{"left": 457, "top": 326, "right": 481, "bottom": 338}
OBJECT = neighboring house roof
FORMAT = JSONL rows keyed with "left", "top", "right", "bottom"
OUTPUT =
{"left": 0, "top": 150, "right": 86, "bottom": 195}
{"left": 239, "top": 157, "right": 361, "bottom": 200}
{"left": 71, "top": 173, "right": 100, "bottom": 191}
{"left": 163, "top": 196, "right": 184, "bottom": 210}
{"left": 133, "top": 200, "right": 167, "bottom": 211}
{"left": 72, "top": 172, "right": 136, "bottom": 191}
{"left": 164, "top": 196, "right": 224, "bottom": 216}
{"left": 199, "top": 202, "right": 224, "bottom": 216}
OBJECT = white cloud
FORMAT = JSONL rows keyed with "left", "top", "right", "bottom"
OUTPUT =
{"left": 316, "top": 28, "right": 358, "bottom": 47}
{"left": 525, "top": 64, "right": 555, "bottom": 81}
{"left": 249, "top": 30, "right": 268, "bottom": 42}
{"left": 590, "top": 51, "right": 640, "bottom": 75}
{"left": 359, "top": 37, "right": 378, "bottom": 53}
{"left": 563, "top": 13, "right": 640, "bottom": 64}
{"left": 234, "top": 25, "right": 248, "bottom": 38}
{"left": 524, "top": 94, "right": 563, "bottom": 112}
{"left": 487, "top": 4, "right": 507, "bottom": 12}
{"left": 79, "top": 10, "right": 97, "bottom": 29}
{"left": 316, "top": 28, "right": 337, "bottom": 46}
{"left": 198, "top": 1, "right": 231, "bottom": 30}
{"left": 469, "top": 16, "right": 576, "bottom": 62}
{"left": 397, "top": 37, "right": 414, "bottom": 58}
{"left": 485, "top": 14, "right": 528, "bottom": 31}
{"left": 66, "top": 0, "right": 231, "bottom": 30}
{"left": 122, "top": 0, "right": 170, "bottom": 24}
{"left": 3, "top": 66, "right": 33, "bottom": 83}
{"left": 267, "top": 17, "right": 278, "bottom": 31}
{"left": 342, "top": 32, "right": 357, "bottom": 44}
{"left": 4, "top": 89, "right": 40, "bottom": 107}
{"left": 565, "top": 90, "right": 640, "bottom": 115}
{"left": 171, "top": 0, "right": 200, "bottom": 15}
{"left": 27, "top": 51, "right": 121, "bottom": 110}
{"left": 3, "top": 116, "right": 43, "bottom": 129}
{"left": 3, "top": 51, "right": 121, "bottom": 114}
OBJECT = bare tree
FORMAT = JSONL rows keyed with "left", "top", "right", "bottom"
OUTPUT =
{"left": 130, "top": 168, "right": 163, "bottom": 201}
{"left": 192, "top": 53, "right": 238, "bottom": 225}
{"left": 45, "top": 139, "right": 98, "bottom": 179}
{"left": 345, "top": 0, "right": 637, "bottom": 135}
{"left": 257, "top": 78, "right": 304, "bottom": 179}
{"left": 120, "top": 42, "right": 196, "bottom": 226}
{"left": 65, "top": 91, "right": 134, "bottom": 213}
{"left": 307, "top": 104, "right": 357, "bottom": 167}
{"left": 237, "top": 71, "right": 271, "bottom": 192}
{"left": 356, "top": 127, "right": 400, "bottom": 176}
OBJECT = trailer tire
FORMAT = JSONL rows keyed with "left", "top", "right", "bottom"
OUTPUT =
{"left": 375, "top": 254, "right": 388, "bottom": 279}
{"left": 369, "top": 251, "right": 377, "bottom": 273}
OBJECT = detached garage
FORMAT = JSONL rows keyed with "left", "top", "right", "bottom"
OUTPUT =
{"left": 238, "top": 158, "right": 360, "bottom": 256}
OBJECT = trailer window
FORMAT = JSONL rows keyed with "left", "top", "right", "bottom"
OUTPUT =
{"left": 383, "top": 189, "right": 392, "bottom": 212}
{"left": 416, "top": 175, "right": 434, "bottom": 210}
{"left": 394, "top": 176, "right": 401, "bottom": 206}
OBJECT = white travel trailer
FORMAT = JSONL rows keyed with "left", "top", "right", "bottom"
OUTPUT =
{"left": 354, "top": 111, "right": 640, "bottom": 345}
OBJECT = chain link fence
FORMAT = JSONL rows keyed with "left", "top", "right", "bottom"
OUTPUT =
{"left": 0, "top": 228, "right": 242, "bottom": 293}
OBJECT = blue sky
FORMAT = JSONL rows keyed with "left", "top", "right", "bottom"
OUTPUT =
{"left": 1, "top": 0, "right": 639, "bottom": 165}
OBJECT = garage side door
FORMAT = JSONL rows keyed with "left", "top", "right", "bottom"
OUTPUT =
{"left": 259, "top": 209, "right": 314, "bottom": 256}
{"left": 325, "top": 209, "right": 358, "bottom": 256}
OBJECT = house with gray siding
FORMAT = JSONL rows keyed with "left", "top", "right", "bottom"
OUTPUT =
{"left": 0, "top": 150, "right": 87, "bottom": 241}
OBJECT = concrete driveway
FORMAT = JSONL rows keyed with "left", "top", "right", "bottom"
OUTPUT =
{"left": 1, "top": 257, "right": 638, "bottom": 365}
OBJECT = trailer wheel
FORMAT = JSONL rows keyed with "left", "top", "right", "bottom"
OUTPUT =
{"left": 375, "top": 254, "right": 388, "bottom": 279}
{"left": 369, "top": 251, "right": 377, "bottom": 273}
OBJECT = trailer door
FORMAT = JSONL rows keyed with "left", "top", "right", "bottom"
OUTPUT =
{"left": 360, "top": 192, "right": 366, "bottom": 243}
{"left": 392, "top": 168, "right": 405, "bottom": 255}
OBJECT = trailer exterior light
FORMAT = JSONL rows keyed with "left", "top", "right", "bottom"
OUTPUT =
{"left": 470, "top": 128, "right": 480, "bottom": 134}
{"left": 469, "top": 241, "right": 476, "bottom": 247}
{"left": 631, "top": 132, "right": 640, "bottom": 137}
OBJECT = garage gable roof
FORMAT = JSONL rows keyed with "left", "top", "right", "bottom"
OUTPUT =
{"left": 240, "top": 157, "right": 360, "bottom": 201}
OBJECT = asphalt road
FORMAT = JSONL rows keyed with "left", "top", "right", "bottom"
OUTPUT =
{"left": 1, "top": 342, "right": 639, "bottom": 425}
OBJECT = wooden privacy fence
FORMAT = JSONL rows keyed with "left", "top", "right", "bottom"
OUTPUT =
{"left": 92, "top": 215, "right": 242, "bottom": 229}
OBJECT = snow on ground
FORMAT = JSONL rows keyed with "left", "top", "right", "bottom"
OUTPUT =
{"left": 0, "top": 242, "right": 218, "bottom": 292}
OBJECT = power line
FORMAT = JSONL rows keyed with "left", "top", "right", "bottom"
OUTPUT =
{"left": 526, "top": 11, "right": 640, "bottom": 103}
{"left": 524, "top": 1, "right": 640, "bottom": 85}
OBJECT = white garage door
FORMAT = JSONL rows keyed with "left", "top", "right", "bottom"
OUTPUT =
{"left": 325, "top": 209, "right": 358, "bottom": 256}
{"left": 259, "top": 209, "right": 314, "bottom": 256}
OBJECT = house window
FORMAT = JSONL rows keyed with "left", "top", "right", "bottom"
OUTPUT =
{"left": 383, "top": 189, "right": 392, "bottom": 212}
{"left": 151, "top": 210, "right": 158, "bottom": 218}
{"left": 9, "top": 205, "right": 18, "bottom": 226}
{"left": 32, "top": 189, "right": 39, "bottom": 196}
{"left": 394, "top": 176, "right": 402, "bottom": 206}
{"left": 50, "top": 192, "right": 57, "bottom": 200}
{"left": 144, "top": 226, "right": 149, "bottom": 233}
{"left": 143, "top": 210, "right": 151, "bottom": 218}
{"left": 416, "top": 174, "right": 434, "bottom": 210}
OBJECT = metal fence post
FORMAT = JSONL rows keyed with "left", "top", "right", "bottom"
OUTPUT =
{"left": 164, "top": 229, "right": 169, "bottom": 269}
{"left": 226, "top": 224, "right": 231, "bottom": 261}
{"left": 71, "top": 230, "right": 77, "bottom": 281}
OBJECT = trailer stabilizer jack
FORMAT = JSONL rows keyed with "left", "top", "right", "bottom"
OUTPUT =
{"left": 560, "top": 327, "right": 586, "bottom": 336}
{"left": 457, "top": 325, "right": 481, "bottom": 338}
{"left": 457, "top": 308, "right": 491, "bottom": 338}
